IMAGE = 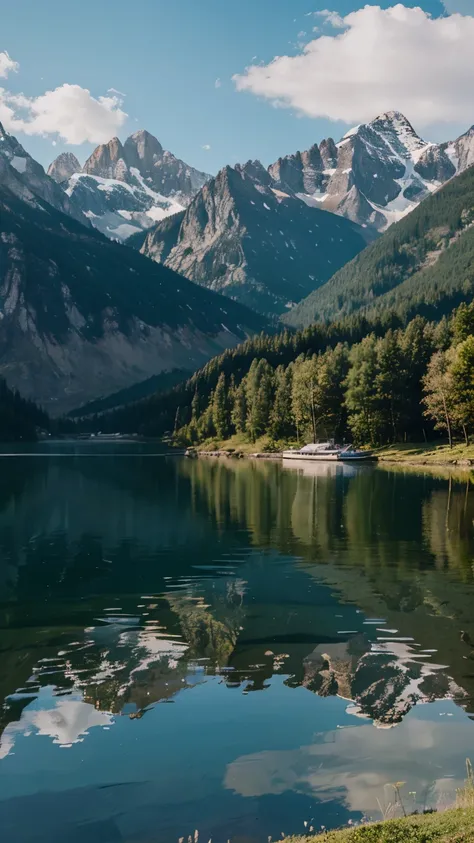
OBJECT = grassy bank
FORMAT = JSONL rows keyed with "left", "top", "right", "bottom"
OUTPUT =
{"left": 377, "top": 442, "right": 474, "bottom": 465}
{"left": 193, "top": 433, "right": 293, "bottom": 455}
{"left": 286, "top": 807, "right": 474, "bottom": 842}
{"left": 191, "top": 435, "right": 474, "bottom": 467}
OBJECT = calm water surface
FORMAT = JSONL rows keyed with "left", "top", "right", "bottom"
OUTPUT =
{"left": 1, "top": 443, "right": 474, "bottom": 842}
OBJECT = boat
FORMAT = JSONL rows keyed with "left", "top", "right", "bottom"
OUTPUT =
{"left": 282, "top": 442, "right": 377, "bottom": 462}
{"left": 337, "top": 445, "right": 377, "bottom": 462}
{"left": 283, "top": 442, "right": 341, "bottom": 461}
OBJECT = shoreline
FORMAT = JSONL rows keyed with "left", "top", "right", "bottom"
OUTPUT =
{"left": 185, "top": 441, "right": 474, "bottom": 470}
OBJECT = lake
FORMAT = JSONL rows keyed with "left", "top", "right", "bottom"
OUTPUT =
{"left": 1, "top": 443, "right": 474, "bottom": 843}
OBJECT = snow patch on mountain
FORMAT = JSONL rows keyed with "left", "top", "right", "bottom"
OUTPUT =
{"left": 49, "top": 129, "right": 210, "bottom": 241}
{"left": 269, "top": 111, "right": 472, "bottom": 232}
{"left": 65, "top": 171, "right": 185, "bottom": 241}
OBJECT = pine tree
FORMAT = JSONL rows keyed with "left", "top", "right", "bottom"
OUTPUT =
{"left": 246, "top": 359, "right": 274, "bottom": 441}
{"left": 345, "top": 335, "right": 381, "bottom": 444}
{"left": 291, "top": 356, "right": 319, "bottom": 442}
{"left": 375, "top": 331, "right": 408, "bottom": 443}
{"left": 315, "top": 344, "right": 350, "bottom": 441}
{"left": 231, "top": 379, "right": 247, "bottom": 434}
{"left": 453, "top": 302, "right": 474, "bottom": 345}
{"left": 212, "top": 373, "right": 230, "bottom": 440}
{"left": 269, "top": 365, "right": 294, "bottom": 440}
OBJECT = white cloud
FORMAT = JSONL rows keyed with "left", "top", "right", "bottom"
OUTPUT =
{"left": 107, "top": 86, "right": 126, "bottom": 97}
{"left": 202, "top": 144, "right": 211, "bottom": 151}
{"left": 313, "top": 9, "right": 346, "bottom": 28}
{"left": 0, "top": 82, "right": 127, "bottom": 144}
{"left": 0, "top": 51, "right": 19, "bottom": 78}
{"left": 215, "top": 77, "right": 222, "bottom": 89}
{"left": 233, "top": 5, "right": 474, "bottom": 128}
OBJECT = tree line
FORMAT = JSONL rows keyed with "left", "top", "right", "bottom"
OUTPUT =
{"left": 0, "top": 379, "right": 50, "bottom": 441}
{"left": 176, "top": 302, "right": 474, "bottom": 448}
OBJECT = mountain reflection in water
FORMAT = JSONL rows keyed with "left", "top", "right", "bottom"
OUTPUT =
{"left": 1, "top": 445, "right": 474, "bottom": 842}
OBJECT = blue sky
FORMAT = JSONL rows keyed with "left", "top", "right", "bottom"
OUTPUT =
{"left": 1, "top": 0, "right": 472, "bottom": 175}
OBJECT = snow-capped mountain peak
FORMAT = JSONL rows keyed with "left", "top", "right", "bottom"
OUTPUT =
{"left": 48, "top": 129, "right": 212, "bottom": 241}
{"left": 269, "top": 111, "right": 468, "bottom": 231}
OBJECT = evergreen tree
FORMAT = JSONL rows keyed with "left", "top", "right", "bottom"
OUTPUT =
{"left": 453, "top": 302, "right": 474, "bottom": 345}
{"left": 231, "top": 379, "right": 247, "bottom": 434}
{"left": 374, "top": 331, "right": 408, "bottom": 442}
{"left": 399, "top": 317, "right": 434, "bottom": 440}
{"left": 291, "top": 356, "right": 319, "bottom": 442}
{"left": 269, "top": 365, "right": 294, "bottom": 440}
{"left": 212, "top": 373, "right": 230, "bottom": 439}
{"left": 246, "top": 359, "right": 274, "bottom": 441}
{"left": 315, "top": 344, "right": 350, "bottom": 441}
{"left": 345, "top": 335, "right": 382, "bottom": 444}
{"left": 191, "top": 388, "right": 201, "bottom": 421}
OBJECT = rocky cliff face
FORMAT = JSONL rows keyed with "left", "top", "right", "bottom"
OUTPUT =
{"left": 269, "top": 111, "right": 471, "bottom": 232}
{"left": 140, "top": 160, "right": 370, "bottom": 315}
{"left": 80, "top": 128, "right": 210, "bottom": 202}
{"left": 444, "top": 125, "right": 474, "bottom": 173}
{"left": 83, "top": 136, "right": 128, "bottom": 180}
{"left": 137, "top": 112, "right": 474, "bottom": 314}
{"left": 47, "top": 152, "right": 82, "bottom": 185}
{"left": 48, "top": 129, "right": 211, "bottom": 240}
{"left": 0, "top": 123, "right": 87, "bottom": 226}
{"left": 0, "top": 174, "right": 265, "bottom": 413}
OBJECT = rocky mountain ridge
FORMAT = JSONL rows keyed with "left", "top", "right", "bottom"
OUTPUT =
{"left": 283, "top": 160, "right": 474, "bottom": 328}
{"left": 47, "top": 129, "right": 211, "bottom": 240}
{"left": 269, "top": 111, "right": 474, "bottom": 231}
{"left": 0, "top": 129, "right": 265, "bottom": 413}
{"left": 139, "top": 160, "right": 370, "bottom": 315}
{"left": 0, "top": 122, "right": 88, "bottom": 226}
{"left": 136, "top": 112, "right": 474, "bottom": 315}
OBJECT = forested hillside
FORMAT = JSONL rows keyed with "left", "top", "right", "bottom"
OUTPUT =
{"left": 0, "top": 177, "right": 267, "bottom": 414}
{"left": 77, "top": 303, "right": 474, "bottom": 448}
{"left": 74, "top": 313, "right": 400, "bottom": 435}
{"left": 0, "top": 379, "right": 49, "bottom": 441}
{"left": 284, "top": 165, "right": 474, "bottom": 328}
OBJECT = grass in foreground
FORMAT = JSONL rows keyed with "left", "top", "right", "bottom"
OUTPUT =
{"left": 286, "top": 807, "right": 474, "bottom": 842}
{"left": 287, "top": 770, "right": 474, "bottom": 842}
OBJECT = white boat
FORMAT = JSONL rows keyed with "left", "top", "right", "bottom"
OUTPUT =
{"left": 338, "top": 445, "right": 377, "bottom": 462}
{"left": 282, "top": 442, "right": 341, "bottom": 461}
{"left": 282, "top": 442, "right": 376, "bottom": 462}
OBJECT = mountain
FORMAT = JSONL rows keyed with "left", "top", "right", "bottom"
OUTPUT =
{"left": 48, "top": 129, "right": 211, "bottom": 241}
{"left": 0, "top": 122, "right": 88, "bottom": 226}
{"left": 138, "top": 161, "right": 370, "bottom": 316}
{"left": 270, "top": 112, "right": 474, "bottom": 232}
{"left": 47, "top": 152, "right": 82, "bottom": 185}
{"left": 84, "top": 129, "right": 210, "bottom": 200}
{"left": 0, "top": 173, "right": 266, "bottom": 414}
{"left": 284, "top": 162, "right": 474, "bottom": 328}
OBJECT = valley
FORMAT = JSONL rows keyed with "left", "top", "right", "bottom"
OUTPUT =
{"left": 2, "top": 6, "right": 474, "bottom": 841}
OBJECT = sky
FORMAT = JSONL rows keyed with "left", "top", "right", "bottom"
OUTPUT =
{"left": 1, "top": 0, "right": 473, "bottom": 175}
